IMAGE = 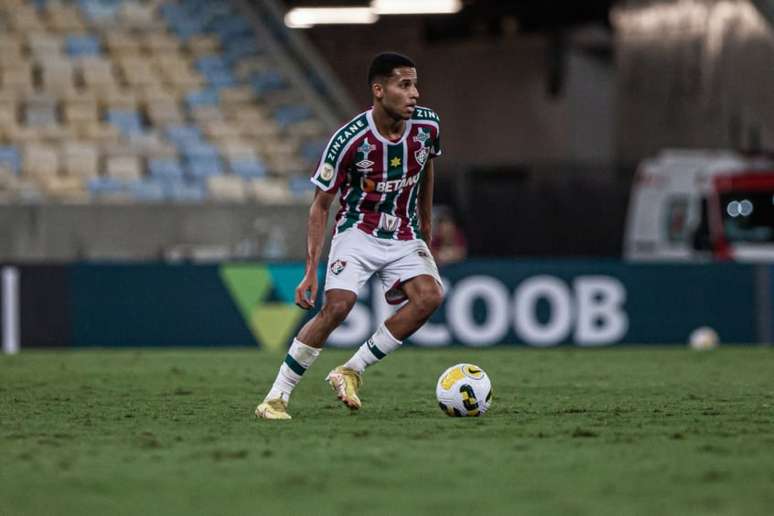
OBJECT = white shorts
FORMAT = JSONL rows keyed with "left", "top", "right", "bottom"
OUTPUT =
{"left": 324, "top": 229, "right": 442, "bottom": 305}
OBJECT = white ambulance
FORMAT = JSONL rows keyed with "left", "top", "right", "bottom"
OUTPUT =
{"left": 624, "top": 149, "right": 774, "bottom": 262}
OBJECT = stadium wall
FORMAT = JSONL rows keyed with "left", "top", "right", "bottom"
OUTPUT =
{"left": 2, "top": 261, "right": 770, "bottom": 350}
{"left": 0, "top": 204, "right": 310, "bottom": 261}
{"left": 613, "top": 0, "right": 774, "bottom": 162}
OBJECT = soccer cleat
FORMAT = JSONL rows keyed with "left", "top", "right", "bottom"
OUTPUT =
{"left": 325, "top": 366, "right": 362, "bottom": 410}
{"left": 255, "top": 398, "right": 292, "bottom": 420}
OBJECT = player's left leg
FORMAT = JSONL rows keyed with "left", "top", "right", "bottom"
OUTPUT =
{"left": 384, "top": 275, "right": 444, "bottom": 339}
{"left": 328, "top": 236, "right": 442, "bottom": 411}
{"left": 342, "top": 274, "right": 443, "bottom": 375}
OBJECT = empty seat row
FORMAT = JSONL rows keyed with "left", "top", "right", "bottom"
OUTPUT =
{"left": 0, "top": 142, "right": 272, "bottom": 181}
{"left": 0, "top": 0, "right": 325, "bottom": 205}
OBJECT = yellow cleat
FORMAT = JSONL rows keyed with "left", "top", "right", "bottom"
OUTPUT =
{"left": 325, "top": 366, "right": 362, "bottom": 410}
{"left": 255, "top": 398, "right": 292, "bottom": 420}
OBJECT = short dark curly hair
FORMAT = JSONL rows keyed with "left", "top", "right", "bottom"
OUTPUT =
{"left": 367, "top": 52, "right": 415, "bottom": 86}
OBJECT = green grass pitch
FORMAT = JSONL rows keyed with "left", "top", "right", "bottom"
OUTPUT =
{"left": 2, "top": 347, "right": 774, "bottom": 516}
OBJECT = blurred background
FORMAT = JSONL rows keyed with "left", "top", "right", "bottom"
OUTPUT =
{"left": 1, "top": 0, "right": 773, "bottom": 351}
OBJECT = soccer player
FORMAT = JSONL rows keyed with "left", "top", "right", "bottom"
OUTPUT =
{"left": 256, "top": 52, "right": 444, "bottom": 420}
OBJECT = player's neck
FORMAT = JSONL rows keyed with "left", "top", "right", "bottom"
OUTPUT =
{"left": 371, "top": 105, "right": 406, "bottom": 141}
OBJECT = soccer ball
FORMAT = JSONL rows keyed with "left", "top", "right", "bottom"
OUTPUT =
{"left": 688, "top": 326, "right": 720, "bottom": 351}
{"left": 436, "top": 363, "right": 493, "bottom": 417}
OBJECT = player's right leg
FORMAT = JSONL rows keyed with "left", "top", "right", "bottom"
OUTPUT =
{"left": 257, "top": 229, "right": 377, "bottom": 419}
{"left": 256, "top": 289, "right": 356, "bottom": 420}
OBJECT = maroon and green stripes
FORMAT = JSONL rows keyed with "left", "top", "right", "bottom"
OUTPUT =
{"left": 375, "top": 143, "right": 406, "bottom": 239}
{"left": 324, "top": 109, "right": 441, "bottom": 241}
{"left": 404, "top": 177, "right": 422, "bottom": 239}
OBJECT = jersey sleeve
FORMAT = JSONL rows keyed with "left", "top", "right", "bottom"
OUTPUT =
{"left": 310, "top": 112, "right": 370, "bottom": 191}
{"left": 310, "top": 146, "right": 349, "bottom": 192}
{"left": 413, "top": 107, "right": 442, "bottom": 159}
{"left": 430, "top": 124, "right": 442, "bottom": 158}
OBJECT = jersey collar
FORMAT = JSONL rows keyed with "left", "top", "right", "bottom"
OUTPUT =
{"left": 366, "top": 108, "right": 412, "bottom": 146}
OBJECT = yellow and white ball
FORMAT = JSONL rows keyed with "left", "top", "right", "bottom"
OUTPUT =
{"left": 436, "top": 363, "right": 493, "bottom": 417}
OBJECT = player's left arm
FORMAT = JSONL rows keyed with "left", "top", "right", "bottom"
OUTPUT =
{"left": 418, "top": 159, "right": 434, "bottom": 245}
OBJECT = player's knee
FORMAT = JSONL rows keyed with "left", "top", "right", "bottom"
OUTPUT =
{"left": 321, "top": 298, "right": 352, "bottom": 325}
{"left": 415, "top": 284, "right": 444, "bottom": 315}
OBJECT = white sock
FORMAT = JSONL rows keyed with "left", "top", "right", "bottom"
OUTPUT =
{"left": 264, "top": 338, "right": 321, "bottom": 402}
{"left": 344, "top": 324, "right": 402, "bottom": 374}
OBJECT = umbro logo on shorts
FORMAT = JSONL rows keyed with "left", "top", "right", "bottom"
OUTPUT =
{"left": 330, "top": 259, "right": 347, "bottom": 275}
{"left": 418, "top": 250, "right": 430, "bottom": 258}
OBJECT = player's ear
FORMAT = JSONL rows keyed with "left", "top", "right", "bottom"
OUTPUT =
{"left": 371, "top": 81, "right": 384, "bottom": 99}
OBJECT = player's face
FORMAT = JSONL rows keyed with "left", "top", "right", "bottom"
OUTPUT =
{"left": 375, "top": 67, "right": 419, "bottom": 120}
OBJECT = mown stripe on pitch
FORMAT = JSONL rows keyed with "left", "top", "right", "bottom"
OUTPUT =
{"left": 284, "top": 354, "right": 306, "bottom": 375}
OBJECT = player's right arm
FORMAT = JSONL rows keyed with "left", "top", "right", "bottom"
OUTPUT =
{"left": 298, "top": 114, "right": 365, "bottom": 308}
{"left": 295, "top": 187, "right": 337, "bottom": 309}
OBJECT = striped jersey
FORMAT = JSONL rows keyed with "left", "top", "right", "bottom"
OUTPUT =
{"left": 310, "top": 106, "right": 441, "bottom": 241}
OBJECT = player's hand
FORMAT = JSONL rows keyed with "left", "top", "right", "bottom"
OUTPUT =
{"left": 295, "top": 272, "right": 318, "bottom": 310}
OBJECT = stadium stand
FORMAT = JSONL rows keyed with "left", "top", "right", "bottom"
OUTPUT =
{"left": 0, "top": 0, "right": 329, "bottom": 203}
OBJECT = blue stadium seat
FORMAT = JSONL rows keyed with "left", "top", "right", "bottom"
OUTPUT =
{"left": 79, "top": 0, "right": 122, "bottom": 22}
{"left": 160, "top": 3, "right": 183, "bottom": 18}
{"left": 162, "top": 0, "right": 217, "bottom": 39}
{"left": 181, "top": 142, "right": 219, "bottom": 160}
{"left": 289, "top": 176, "right": 315, "bottom": 198}
{"left": 197, "top": 68, "right": 236, "bottom": 89}
{"left": 0, "top": 147, "right": 21, "bottom": 175}
{"left": 301, "top": 139, "right": 327, "bottom": 162}
{"left": 223, "top": 38, "right": 262, "bottom": 64}
{"left": 214, "top": 3, "right": 235, "bottom": 16}
{"left": 187, "top": 156, "right": 222, "bottom": 178}
{"left": 185, "top": 89, "right": 220, "bottom": 108}
{"left": 274, "top": 105, "right": 313, "bottom": 128}
{"left": 195, "top": 56, "right": 229, "bottom": 74}
{"left": 250, "top": 70, "right": 288, "bottom": 96}
{"left": 107, "top": 110, "right": 144, "bottom": 136}
{"left": 24, "top": 106, "right": 56, "bottom": 127}
{"left": 170, "top": 22, "right": 205, "bottom": 40}
{"left": 212, "top": 17, "right": 253, "bottom": 41}
{"left": 208, "top": 72, "right": 236, "bottom": 89}
{"left": 165, "top": 125, "right": 204, "bottom": 148}
{"left": 87, "top": 177, "right": 127, "bottom": 198}
{"left": 162, "top": 5, "right": 208, "bottom": 39}
{"left": 179, "top": 0, "right": 208, "bottom": 12}
{"left": 230, "top": 158, "right": 267, "bottom": 179}
{"left": 162, "top": 178, "right": 207, "bottom": 202}
{"left": 65, "top": 35, "right": 102, "bottom": 57}
{"left": 148, "top": 158, "right": 185, "bottom": 180}
{"left": 130, "top": 180, "right": 166, "bottom": 201}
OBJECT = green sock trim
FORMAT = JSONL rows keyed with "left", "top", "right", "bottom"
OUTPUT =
{"left": 366, "top": 339, "right": 386, "bottom": 360}
{"left": 284, "top": 354, "right": 306, "bottom": 376}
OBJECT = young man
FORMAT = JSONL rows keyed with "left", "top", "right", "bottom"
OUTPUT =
{"left": 256, "top": 52, "right": 444, "bottom": 420}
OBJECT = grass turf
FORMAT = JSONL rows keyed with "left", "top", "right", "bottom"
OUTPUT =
{"left": 1, "top": 347, "right": 774, "bottom": 516}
